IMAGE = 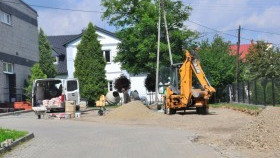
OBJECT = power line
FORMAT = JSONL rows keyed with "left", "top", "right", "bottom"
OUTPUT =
{"left": 3, "top": 0, "right": 280, "bottom": 47}
{"left": 182, "top": 1, "right": 280, "bottom": 8}
{"left": 186, "top": 20, "right": 252, "bottom": 41}
{"left": 188, "top": 20, "right": 280, "bottom": 47}
{"left": 2, "top": 1, "right": 104, "bottom": 13}
{"left": 242, "top": 28, "right": 280, "bottom": 36}
{"left": 200, "top": 29, "right": 237, "bottom": 35}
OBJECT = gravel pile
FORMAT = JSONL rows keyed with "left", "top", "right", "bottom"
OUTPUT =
{"left": 230, "top": 106, "right": 280, "bottom": 150}
{"left": 105, "top": 101, "right": 159, "bottom": 120}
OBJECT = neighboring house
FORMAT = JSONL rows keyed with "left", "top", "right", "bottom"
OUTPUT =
{"left": 47, "top": 26, "right": 148, "bottom": 99}
{"left": 0, "top": 0, "right": 38, "bottom": 103}
{"left": 230, "top": 44, "right": 252, "bottom": 60}
{"left": 230, "top": 41, "right": 273, "bottom": 60}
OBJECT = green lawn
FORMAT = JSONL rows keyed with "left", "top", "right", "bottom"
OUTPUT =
{"left": 0, "top": 128, "right": 28, "bottom": 143}
{"left": 210, "top": 103, "right": 264, "bottom": 115}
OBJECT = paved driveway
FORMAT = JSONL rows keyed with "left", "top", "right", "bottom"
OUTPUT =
{"left": 0, "top": 112, "right": 222, "bottom": 158}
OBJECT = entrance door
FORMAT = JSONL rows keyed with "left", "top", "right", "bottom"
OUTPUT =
{"left": 7, "top": 74, "right": 16, "bottom": 102}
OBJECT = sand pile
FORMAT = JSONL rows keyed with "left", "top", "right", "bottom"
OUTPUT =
{"left": 230, "top": 106, "right": 280, "bottom": 150}
{"left": 105, "top": 101, "right": 159, "bottom": 120}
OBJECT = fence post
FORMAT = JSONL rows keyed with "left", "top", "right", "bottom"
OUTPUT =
{"left": 229, "top": 85, "right": 232, "bottom": 103}
{"left": 247, "top": 81, "right": 250, "bottom": 104}
{"left": 242, "top": 82, "right": 245, "bottom": 103}
{"left": 254, "top": 79, "right": 258, "bottom": 105}
{"left": 237, "top": 82, "right": 239, "bottom": 103}
{"left": 272, "top": 78, "right": 275, "bottom": 106}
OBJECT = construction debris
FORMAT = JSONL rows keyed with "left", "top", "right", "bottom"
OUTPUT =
{"left": 229, "top": 106, "right": 280, "bottom": 150}
{"left": 105, "top": 101, "right": 160, "bottom": 120}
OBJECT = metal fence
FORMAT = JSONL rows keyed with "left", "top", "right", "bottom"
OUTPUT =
{"left": 214, "top": 79, "right": 280, "bottom": 106}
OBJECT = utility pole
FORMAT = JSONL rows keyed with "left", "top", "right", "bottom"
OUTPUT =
{"left": 235, "top": 25, "right": 241, "bottom": 102}
{"left": 155, "top": 0, "right": 161, "bottom": 103}
{"left": 162, "top": 0, "right": 173, "bottom": 65}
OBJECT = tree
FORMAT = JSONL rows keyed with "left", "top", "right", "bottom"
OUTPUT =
{"left": 102, "top": 0, "right": 197, "bottom": 74}
{"left": 246, "top": 41, "right": 280, "bottom": 80}
{"left": 145, "top": 73, "right": 156, "bottom": 92}
{"left": 114, "top": 75, "right": 131, "bottom": 103}
{"left": 39, "top": 28, "right": 57, "bottom": 78}
{"left": 74, "top": 23, "right": 107, "bottom": 104}
{"left": 114, "top": 75, "right": 131, "bottom": 93}
{"left": 197, "top": 35, "right": 239, "bottom": 88}
{"left": 24, "top": 63, "right": 47, "bottom": 101}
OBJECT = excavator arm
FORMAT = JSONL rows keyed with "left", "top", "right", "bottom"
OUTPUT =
{"left": 189, "top": 51, "right": 216, "bottom": 99}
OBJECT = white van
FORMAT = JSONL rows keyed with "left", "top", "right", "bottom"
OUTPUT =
{"left": 32, "top": 78, "right": 80, "bottom": 112}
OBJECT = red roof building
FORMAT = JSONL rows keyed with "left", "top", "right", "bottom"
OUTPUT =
{"left": 230, "top": 41, "right": 254, "bottom": 60}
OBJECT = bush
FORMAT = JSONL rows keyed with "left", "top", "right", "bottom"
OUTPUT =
{"left": 23, "top": 64, "right": 47, "bottom": 101}
{"left": 114, "top": 75, "right": 131, "bottom": 93}
{"left": 250, "top": 80, "right": 280, "bottom": 105}
{"left": 250, "top": 81, "right": 264, "bottom": 105}
{"left": 145, "top": 73, "right": 155, "bottom": 92}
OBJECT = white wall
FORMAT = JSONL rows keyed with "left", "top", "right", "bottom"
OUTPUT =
{"left": 65, "top": 30, "right": 149, "bottom": 100}
{"left": 66, "top": 31, "right": 123, "bottom": 80}
{"left": 129, "top": 74, "right": 148, "bottom": 99}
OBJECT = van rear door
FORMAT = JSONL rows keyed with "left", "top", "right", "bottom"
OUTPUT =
{"left": 65, "top": 79, "right": 80, "bottom": 105}
{"left": 32, "top": 80, "right": 38, "bottom": 107}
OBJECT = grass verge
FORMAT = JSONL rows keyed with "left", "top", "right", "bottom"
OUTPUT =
{"left": 210, "top": 103, "right": 264, "bottom": 115}
{"left": 0, "top": 128, "right": 28, "bottom": 143}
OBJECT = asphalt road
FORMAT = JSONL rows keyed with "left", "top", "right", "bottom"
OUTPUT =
{"left": 0, "top": 112, "right": 222, "bottom": 158}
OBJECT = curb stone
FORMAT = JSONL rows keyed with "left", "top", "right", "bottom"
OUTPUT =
{"left": 0, "top": 110, "right": 32, "bottom": 117}
{"left": 0, "top": 133, "right": 34, "bottom": 155}
{"left": 0, "top": 107, "right": 100, "bottom": 118}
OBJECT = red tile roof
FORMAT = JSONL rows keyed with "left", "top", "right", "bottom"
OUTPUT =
{"left": 230, "top": 43, "right": 253, "bottom": 60}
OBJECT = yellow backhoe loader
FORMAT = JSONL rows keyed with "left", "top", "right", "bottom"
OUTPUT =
{"left": 162, "top": 50, "right": 216, "bottom": 115}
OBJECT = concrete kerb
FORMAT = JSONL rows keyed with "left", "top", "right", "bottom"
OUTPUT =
{"left": 0, "top": 110, "right": 32, "bottom": 117}
{"left": 0, "top": 108, "right": 97, "bottom": 118}
{"left": 0, "top": 133, "right": 34, "bottom": 155}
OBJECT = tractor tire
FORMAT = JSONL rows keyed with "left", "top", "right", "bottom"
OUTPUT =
{"left": 196, "top": 106, "right": 209, "bottom": 115}
{"left": 163, "top": 98, "right": 176, "bottom": 115}
{"left": 166, "top": 107, "right": 176, "bottom": 115}
{"left": 163, "top": 98, "right": 167, "bottom": 114}
{"left": 98, "top": 109, "right": 104, "bottom": 116}
{"left": 166, "top": 107, "right": 170, "bottom": 115}
{"left": 157, "top": 104, "right": 162, "bottom": 110}
{"left": 170, "top": 108, "right": 176, "bottom": 114}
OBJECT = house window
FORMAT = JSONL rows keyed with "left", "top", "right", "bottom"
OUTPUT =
{"left": 53, "top": 57, "right": 59, "bottom": 65}
{"left": 0, "top": 11, "right": 11, "bottom": 25}
{"left": 108, "top": 81, "right": 114, "bottom": 91}
{"left": 3, "top": 62, "right": 14, "bottom": 74}
{"left": 103, "top": 50, "right": 111, "bottom": 63}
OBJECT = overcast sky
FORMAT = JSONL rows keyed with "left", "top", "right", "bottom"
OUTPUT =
{"left": 22, "top": 0, "right": 280, "bottom": 46}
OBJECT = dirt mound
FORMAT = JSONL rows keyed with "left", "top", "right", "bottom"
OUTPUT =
{"left": 105, "top": 101, "right": 160, "bottom": 120}
{"left": 230, "top": 106, "right": 280, "bottom": 150}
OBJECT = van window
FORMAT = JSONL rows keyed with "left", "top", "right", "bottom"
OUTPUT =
{"left": 67, "top": 80, "right": 78, "bottom": 91}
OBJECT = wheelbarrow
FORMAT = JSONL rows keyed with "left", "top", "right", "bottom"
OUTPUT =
{"left": 32, "top": 107, "right": 47, "bottom": 119}
{"left": 96, "top": 95, "right": 106, "bottom": 116}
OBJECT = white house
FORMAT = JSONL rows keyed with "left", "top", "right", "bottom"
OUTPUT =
{"left": 47, "top": 26, "right": 149, "bottom": 100}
